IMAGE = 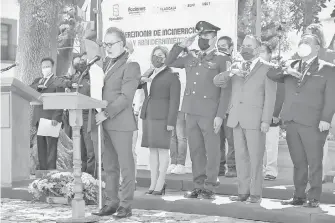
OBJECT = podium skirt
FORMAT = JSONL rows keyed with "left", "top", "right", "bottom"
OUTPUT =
{"left": 141, "top": 119, "right": 172, "bottom": 149}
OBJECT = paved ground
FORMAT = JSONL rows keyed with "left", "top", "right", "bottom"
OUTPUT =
{"left": 0, "top": 198, "right": 269, "bottom": 223}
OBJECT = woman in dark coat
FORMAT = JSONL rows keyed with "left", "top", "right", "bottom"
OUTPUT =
{"left": 139, "top": 45, "right": 181, "bottom": 195}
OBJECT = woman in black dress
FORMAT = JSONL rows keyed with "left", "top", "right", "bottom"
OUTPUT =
{"left": 139, "top": 45, "right": 181, "bottom": 195}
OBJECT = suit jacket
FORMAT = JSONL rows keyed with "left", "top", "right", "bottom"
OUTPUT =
{"left": 214, "top": 59, "right": 277, "bottom": 130}
{"left": 30, "top": 74, "right": 71, "bottom": 127}
{"left": 139, "top": 67, "right": 181, "bottom": 126}
{"left": 165, "top": 44, "right": 231, "bottom": 119}
{"left": 267, "top": 58, "right": 335, "bottom": 127}
{"left": 102, "top": 52, "right": 141, "bottom": 131}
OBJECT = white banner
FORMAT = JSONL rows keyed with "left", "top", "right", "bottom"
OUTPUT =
{"left": 102, "top": 0, "right": 238, "bottom": 72}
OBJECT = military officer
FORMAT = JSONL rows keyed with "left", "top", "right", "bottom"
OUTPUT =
{"left": 165, "top": 21, "right": 231, "bottom": 199}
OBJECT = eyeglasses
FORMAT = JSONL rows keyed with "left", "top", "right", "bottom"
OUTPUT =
{"left": 102, "top": 41, "right": 121, "bottom": 48}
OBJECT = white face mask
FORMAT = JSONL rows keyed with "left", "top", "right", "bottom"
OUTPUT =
{"left": 42, "top": 68, "right": 52, "bottom": 77}
{"left": 297, "top": 44, "right": 312, "bottom": 58}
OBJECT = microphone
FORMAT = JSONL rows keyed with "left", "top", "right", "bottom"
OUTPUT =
{"left": 87, "top": 56, "right": 101, "bottom": 66}
{"left": 1, "top": 63, "right": 19, "bottom": 73}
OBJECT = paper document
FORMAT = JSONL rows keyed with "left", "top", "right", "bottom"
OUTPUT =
{"left": 37, "top": 118, "right": 62, "bottom": 138}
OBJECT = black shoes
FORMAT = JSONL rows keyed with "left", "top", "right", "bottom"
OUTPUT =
{"left": 199, "top": 189, "right": 216, "bottom": 199}
{"left": 112, "top": 206, "right": 132, "bottom": 219}
{"left": 264, "top": 174, "right": 276, "bottom": 181}
{"left": 281, "top": 197, "right": 306, "bottom": 206}
{"left": 152, "top": 183, "right": 166, "bottom": 195}
{"left": 92, "top": 205, "right": 118, "bottom": 216}
{"left": 184, "top": 188, "right": 203, "bottom": 199}
{"left": 303, "top": 199, "right": 320, "bottom": 208}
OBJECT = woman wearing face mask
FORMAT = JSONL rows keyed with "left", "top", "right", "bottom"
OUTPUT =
{"left": 139, "top": 46, "right": 181, "bottom": 195}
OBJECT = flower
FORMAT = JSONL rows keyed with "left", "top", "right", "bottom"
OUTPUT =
{"left": 28, "top": 171, "right": 105, "bottom": 204}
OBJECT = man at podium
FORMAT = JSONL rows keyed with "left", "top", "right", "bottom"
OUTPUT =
{"left": 30, "top": 57, "right": 72, "bottom": 170}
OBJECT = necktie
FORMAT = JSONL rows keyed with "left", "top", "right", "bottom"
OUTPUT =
{"left": 40, "top": 78, "right": 46, "bottom": 85}
{"left": 298, "top": 61, "right": 308, "bottom": 85}
{"left": 244, "top": 61, "right": 252, "bottom": 73}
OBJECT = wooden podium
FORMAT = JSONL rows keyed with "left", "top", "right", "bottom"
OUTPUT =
{"left": 1, "top": 77, "right": 41, "bottom": 187}
{"left": 38, "top": 92, "right": 106, "bottom": 223}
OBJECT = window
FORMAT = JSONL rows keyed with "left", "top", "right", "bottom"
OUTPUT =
{"left": 1, "top": 24, "right": 10, "bottom": 60}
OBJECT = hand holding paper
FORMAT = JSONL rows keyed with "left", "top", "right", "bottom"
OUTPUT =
{"left": 37, "top": 118, "right": 62, "bottom": 138}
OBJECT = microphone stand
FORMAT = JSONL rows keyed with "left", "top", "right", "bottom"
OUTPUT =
{"left": 1, "top": 64, "right": 17, "bottom": 73}
{"left": 76, "top": 66, "right": 91, "bottom": 93}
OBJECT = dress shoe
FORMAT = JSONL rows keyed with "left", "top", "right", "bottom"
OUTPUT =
{"left": 303, "top": 199, "right": 320, "bottom": 208}
{"left": 145, "top": 190, "right": 154, "bottom": 195}
{"left": 199, "top": 189, "right": 216, "bottom": 199}
{"left": 229, "top": 194, "right": 250, "bottom": 202}
{"left": 92, "top": 205, "right": 117, "bottom": 216}
{"left": 264, "top": 174, "right": 276, "bottom": 181}
{"left": 246, "top": 195, "right": 262, "bottom": 203}
{"left": 184, "top": 188, "right": 202, "bottom": 199}
{"left": 112, "top": 206, "right": 132, "bottom": 219}
{"left": 281, "top": 197, "right": 306, "bottom": 206}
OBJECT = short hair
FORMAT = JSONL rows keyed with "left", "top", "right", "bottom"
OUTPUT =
{"left": 305, "top": 24, "right": 326, "bottom": 48}
{"left": 151, "top": 45, "right": 169, "bottom": 61}
{"left": 244, "top": 34, "right": 262, "bottom": 47}
{"left": 105, "top": 27, "right": 126, "bottom": 47}
{"left": 262, "top": 43, "right": 272, "bottom": 55}
{"left": 218, "top": 36, "right": 234, "bottom": 48}
{"left": 41, "top": 57, "right": 55, "bottom": 66}
{"left": 72, "top": 52, "right": 87, "bottom": 64}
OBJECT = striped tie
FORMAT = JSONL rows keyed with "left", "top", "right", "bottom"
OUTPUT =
{"left": 297, "top": 62, "right": 308, "bottom": 85}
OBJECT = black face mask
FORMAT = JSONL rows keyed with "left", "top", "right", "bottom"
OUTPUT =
{"left": 152, "top": 55, "right": 165, "bottom": 68}
{"left": 73, "top": 61, "right": 87, "bottom": 73}
{"left": 198, "top": 38, "right": 211, "bottom": 51}
{"left": 218, "top": 47, "right": 231, "bottom": 56}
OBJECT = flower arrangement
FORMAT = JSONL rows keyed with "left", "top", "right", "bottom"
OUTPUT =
{"left": 28, "top": 171, "right": 105, "bottom": 204}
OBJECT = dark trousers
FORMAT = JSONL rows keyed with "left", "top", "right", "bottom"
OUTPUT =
{"left": 219, "top": 116, "right": 235, "bottom": 173}
{"left": 37, "top": 135, "right": 58, "bottom": 170}
{"left": 286, "top": 121, "right": 327, "bottom": 200}
{"left": 186, "top": 114, "right": 220, "bottom": 191}
{"left": 80, "top": 118, "right": 96, "bottom": 176}
{"left": 103, "top": 129, "right": 135, "bottom": 209}
{"left": 170, "top": 112, "right": 188, "bottom": 165}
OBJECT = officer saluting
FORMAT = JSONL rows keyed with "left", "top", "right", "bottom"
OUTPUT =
{"left": 165, "top": 21, "right": 231, "bottom": 199}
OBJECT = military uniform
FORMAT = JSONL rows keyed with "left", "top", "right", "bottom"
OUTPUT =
{"left": 165, "top": 21, "right": 231, "bottom": 193}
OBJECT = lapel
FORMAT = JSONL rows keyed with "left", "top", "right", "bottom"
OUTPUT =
{"left": 244, "top": 60, "right": 262, "bottom": 84}
{"left": 44, "top": 74, "right": 55, "bottom": 88}
{"left": 299, "top": 57, "right": 319, "bottom": 88}
{"left": 145, "top": 67, "right": 169, "bottom": 96}
{"left": 104, "top": 52, "right": 129, "bottom": 83}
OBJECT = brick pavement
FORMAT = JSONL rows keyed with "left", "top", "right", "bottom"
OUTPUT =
{"left": 0, "top": 198, "right": 269, "bottom": 223}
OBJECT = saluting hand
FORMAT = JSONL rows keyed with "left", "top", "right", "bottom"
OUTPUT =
{"left": 180, "top": 32, "right": 199, "bottom": 48}
{"left": 213, "top": 117, "right": 223, "bottom": 134}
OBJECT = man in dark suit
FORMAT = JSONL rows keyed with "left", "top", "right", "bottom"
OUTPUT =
{"left": 91, "top": 27, "right": 141, "bottom": 219}
{"left": 165, "top": 21, "right": 231, "bottom": 199}
{"left": 267, "top": 33, "right": 335, "bottom": 208}
{"left": 30, "top": 57, "right": 72, "bottom": 170}
{"left": 216, "top": 36, "right": 236, "bottom": 177}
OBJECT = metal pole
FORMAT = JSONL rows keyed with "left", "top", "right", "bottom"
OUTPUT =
{"left": 256, "top": 0, "right": 262, "bottom": 38}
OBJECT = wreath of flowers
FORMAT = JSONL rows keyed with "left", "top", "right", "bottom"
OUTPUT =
{"left": 28, "top": 171, "right": 105, "bottom": 204}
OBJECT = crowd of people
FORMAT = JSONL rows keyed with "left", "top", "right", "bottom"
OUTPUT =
{"left": 29, "top": 21, "right": 335, "bottom": 219}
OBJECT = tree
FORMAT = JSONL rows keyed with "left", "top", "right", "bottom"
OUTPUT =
{"left": 16, "top": 0, "right": 76, "bottom": 173}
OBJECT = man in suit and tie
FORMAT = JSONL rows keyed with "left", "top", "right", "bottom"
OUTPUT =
{"left": 91, "top": 27, "right": 141, "bottom": 219}
{"left": 165, "top": 21, "right": 231, "bottom": 199}
{"left": 267, "top": 33, "right": 335, "bottom": 208}
{"left": 30, "top": 57, "right": 72, "bottom": 170}
{"left": 213, "top": 35, "right": 277, "bottom": 203}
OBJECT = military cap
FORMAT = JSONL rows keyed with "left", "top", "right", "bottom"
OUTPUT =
{"left": 304, "top": 23, "right": 326, "bottom": 48}
{"left": 195, "top": 21, "right": 220, "bottom": 34}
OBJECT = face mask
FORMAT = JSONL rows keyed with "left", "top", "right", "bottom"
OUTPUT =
{"left": 297, "top": 43, "right": 312, "bottom": 57}
{"left": 73, "top": 61, "right": 87, "bottom": 73}
{"left": 152, "top": 55, "right": 165, "bottom": 68}
{"left": 218, "top": 47, "right": 230, "bottom": 56}
{"left": 42, "top": 68, "right": 52, "bottom": 77}
{"left": 241, "top": 47, "right": 256, "bottom": 61}
{"left": 198, "top": 38, "right": 210, "bottom": 51}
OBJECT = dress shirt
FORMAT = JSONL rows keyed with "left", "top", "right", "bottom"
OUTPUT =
{"left": 147, "top": 66, "right": 166, "bottom": 95}
{"left": 42, "top": 73, "right": 54, "bottom": 86}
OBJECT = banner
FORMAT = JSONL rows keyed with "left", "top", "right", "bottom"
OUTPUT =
{"left": 102, "top": 0, "right": 238, "bottom": 72}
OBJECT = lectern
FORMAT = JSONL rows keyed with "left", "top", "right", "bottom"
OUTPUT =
{"left": 38, "top": 92, "right": 106, "bottom": 223}
{"left": 1, "top": 77, "right": 41, "bottom": 187}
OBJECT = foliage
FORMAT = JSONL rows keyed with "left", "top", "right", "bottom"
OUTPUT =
{"left": 28, "top": 171, "right": 105, "bottom": 204}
